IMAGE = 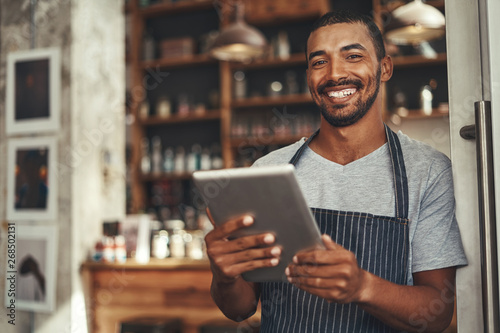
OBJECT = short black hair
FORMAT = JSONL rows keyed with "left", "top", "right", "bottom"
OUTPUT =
{"left": 306, "top": 9, "right": 386, "bottom": 63}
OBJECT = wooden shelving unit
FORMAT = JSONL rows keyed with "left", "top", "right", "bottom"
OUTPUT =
{"left": 373, "top": 0, "right": 449, "bottom": 122}
{"left": 139, "top": 110, "right": 221, "bottom": 126}
{"left": 230, "top": 134, "right": 308, "bottom": 148}
{"left": 232, "top": 93, "right": 312, "bottom": 108}
{"left": 398, "top": 108, "right": 449, "bottom": 120}
{"left": 140, "top": 0, "right": 214, "bottom": 18}
{"left": 392, "top": 53, "right": 447, "bottom": 68}
{"left": 230, "top": 53, "right": 307, "bottom": 70}
{"left": 141, "top": 53, "right": 217, "bottom": 70}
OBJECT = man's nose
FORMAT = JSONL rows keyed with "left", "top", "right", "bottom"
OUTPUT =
{"left": 326, "top": 60, "right": 348, "bottom": 82}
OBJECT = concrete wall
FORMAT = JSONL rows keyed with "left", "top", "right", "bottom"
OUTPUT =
{"left": 388, "top": 116, "right": 452, "bottom": 157}
{"left": 0, "top": 1, "right": 125, "bottom": 332}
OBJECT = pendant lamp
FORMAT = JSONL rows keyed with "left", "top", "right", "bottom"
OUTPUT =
{"left": 385, "top": 0, "right": 445, "bottom": 45}
{"left": 210, "top": 2, "right": 267, "bottom": 62}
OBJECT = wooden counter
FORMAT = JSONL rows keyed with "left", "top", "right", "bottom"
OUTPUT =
{"left": 81, "top": 258, "right": 260, "bottom": 333}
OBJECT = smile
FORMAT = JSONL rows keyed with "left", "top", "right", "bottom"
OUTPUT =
{"left": 326, "top": 88, "right": 357, "bottom": 99}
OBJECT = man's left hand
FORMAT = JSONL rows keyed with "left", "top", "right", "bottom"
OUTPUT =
{"left": 285, "top": 234, "right": 369, "bottom": 304}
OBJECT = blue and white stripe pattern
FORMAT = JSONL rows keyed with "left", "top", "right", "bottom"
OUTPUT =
{"left": 260, "top": 125, "right": 409, "bottom": 332}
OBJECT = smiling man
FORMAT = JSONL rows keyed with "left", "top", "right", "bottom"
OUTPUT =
{"left": 204, "top": 9, "right": 467, "bottom": 333}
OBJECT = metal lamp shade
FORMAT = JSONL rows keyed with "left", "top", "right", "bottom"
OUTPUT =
{"left": 210, "top": 21, "right": 267, "bottom": 62}
{"left": 385, "top": 0, "right": 445, "bottom": 45}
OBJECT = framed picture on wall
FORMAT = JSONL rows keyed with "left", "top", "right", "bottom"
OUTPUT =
{"left": 6, "top": 137, "right": 58, "bottom": 221}
{"left": 5, "top": 47, "right": 61, "bottom": 135}
{"left": 4, "top": 225, "right": 58, "bottom": 312}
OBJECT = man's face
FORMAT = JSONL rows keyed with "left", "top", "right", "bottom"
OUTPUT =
{"left": 306, "top": 22, "right": 384, "bottom": 127}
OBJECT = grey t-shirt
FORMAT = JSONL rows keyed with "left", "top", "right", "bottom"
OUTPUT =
{"left": 253, "top": 131, "right": 467, "bottom": 285}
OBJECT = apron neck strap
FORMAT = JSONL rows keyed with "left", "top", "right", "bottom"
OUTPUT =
{"left": 288, "top": 125, "right": 409, "bottom": 219}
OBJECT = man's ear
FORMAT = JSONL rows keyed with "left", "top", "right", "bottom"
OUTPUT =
{"left": 380, "top": 55, "right": 393, "bottom": 82}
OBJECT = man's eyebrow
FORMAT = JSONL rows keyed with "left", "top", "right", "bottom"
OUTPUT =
{"left": 308, "top": 50, "right": 325, "bottom": 62}
{"left": 341, "top": 43, "right": 367, "bottom": 52}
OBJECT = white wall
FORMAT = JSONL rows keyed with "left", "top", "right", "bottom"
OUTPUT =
{"left": 0, "top": 1, "right": 125, "bottom": 332}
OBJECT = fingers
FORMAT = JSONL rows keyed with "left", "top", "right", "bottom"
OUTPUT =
{"left": 204, "top": 214, "right": 282, "bottom": 282}
{"left": 216, "top": 246, "right": 281, "bottom": 269}
{"left": 322, "top": 234, "right": 340, "bottom": 250}
{"left": 205, "top": 215, "right": 255, "bottom": 242}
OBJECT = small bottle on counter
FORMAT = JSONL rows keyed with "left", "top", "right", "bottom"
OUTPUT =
{"left": 152, "top": 230, "right": 170, "bottom": 259}
{"left": 114, "top": 235, "right": 127, "bottom": 263}
{"left": 103, "top": 236, "right": 115, "bottom": 263}
{"left": 92, "top": 240, "right": 104, "bottom": 262}
{"left": 170, "top": 231, "right": 186, "bottom": 258}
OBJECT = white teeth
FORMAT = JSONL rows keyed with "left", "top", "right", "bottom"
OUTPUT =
{"left": 327, "top": 88, "right": 356, "bottom": 98}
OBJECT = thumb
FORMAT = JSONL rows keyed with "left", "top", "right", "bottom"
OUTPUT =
{"left": 206, "top": 208, "right": 216, "bottom": 227}
{"left": 322, "top": 234, "right": 340, "bottom": 250}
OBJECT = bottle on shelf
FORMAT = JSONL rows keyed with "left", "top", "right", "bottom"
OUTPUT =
{"left": 285, "top": 70, "right": 299, "bottom": 95}
{"left": 186, "top": 144, "right": 200, "bottom": 172}
{"left": 277, "top": 30, "right": 291, "bottom": 60}
{"left": 174, "top": 146, "right": 186, "bottom": 172}
{"left": 233, "top": 71, "right": 247, "bottom": 99}
{"left": 151, "top": 136, "right": 162, "bottom": 174}
{"left": 420, "top": 84, "right": 433, "bottom": 116}
{"left": 200, "top": 147, "right": 211, "bottom": 170}
{"left": 140, "top": 137, "right": 151, "bottom": 174}
{"left": 142, "top": 29, "right": 155, "bottom": 61}
{"left": 139, "top": 99, "right": 150, "bottom": 119}
{"left": 177, "top": 94, "right": 190, "bottom": 116}
{"left": 163, "top": 147, "right": 175, "bottom": 173}
{"left": 268, "top": 81, "right": 283, "bottom": 97}
{"left": 156, "top": 96, "right": 172, "bottom": 118}
{"left": 210, "top": 143, "right": 223, "bottom": 170}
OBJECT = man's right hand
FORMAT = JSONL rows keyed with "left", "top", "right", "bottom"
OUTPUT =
{"left": 204, "top": 214, "right": 282, "bottom": 284}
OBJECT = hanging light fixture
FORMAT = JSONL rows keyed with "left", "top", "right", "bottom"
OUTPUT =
{"left": 210, "top": 2, "right": 267, "bottom": 62}
{"left": 385, "top": 0, "right": 445, "bottom": 45}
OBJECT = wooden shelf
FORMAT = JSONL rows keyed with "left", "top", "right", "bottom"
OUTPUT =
{"left": 232, "top": 93, "right": 313, "bottom": 108}
{"left": 231, "top": 134, "right": 308, "bottom": 148}
{"left": 392, "top": 53, "right": 447, "bottom": 69}
{"left": 231, "top": 53, "right": 307, "bottom": 71}
{"left": 141, "top": 54, "right": 217, "bottom": 70}
{"left": 140, "top": 0, "right": 214, "bottom": 18}
{"left": 140, "top": 110, "right": 221, "bottom": 126}
{"left": 391, "top": 108, "right": 449, "bottom": 121}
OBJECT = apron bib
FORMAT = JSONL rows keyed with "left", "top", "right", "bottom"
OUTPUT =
{"left": 260, "top": 125, "right": 410, "bottom": 333}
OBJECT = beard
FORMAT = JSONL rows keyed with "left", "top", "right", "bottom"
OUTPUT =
{"left": 317, "top": 67, "right": 381, "bottom": 128}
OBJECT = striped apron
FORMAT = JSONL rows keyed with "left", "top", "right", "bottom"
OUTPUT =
{"left": 260, "top": 125, "right": 410, "bottom": 333}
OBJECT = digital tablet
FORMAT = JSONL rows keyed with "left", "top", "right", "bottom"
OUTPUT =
{"left": 193, "top": 164, "right": 324, "bottom": 282}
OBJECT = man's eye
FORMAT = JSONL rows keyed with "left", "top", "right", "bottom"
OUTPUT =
{"left": 347, "top": 54, "right": 362, "bottom": 60}
{"left": 312, "top": 60, "right": 326, "bottom": 66}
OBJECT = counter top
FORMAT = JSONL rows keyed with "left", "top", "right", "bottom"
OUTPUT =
{"left": 81, "top": 257, "right": 211, "bottom": 271}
